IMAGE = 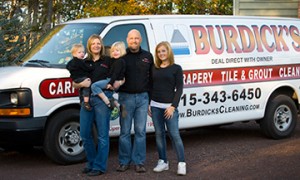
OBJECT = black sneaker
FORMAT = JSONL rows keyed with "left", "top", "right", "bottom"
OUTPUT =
{"left": 83, "top": 102, "right": 92, "bottom": 111}
{"left": 108, "top": 98, "right": 116, "bottom": 110}
{"left": 135, "top": 164, "right": 146, "bottom": 173}
{"left": 87, "top": 170, "right": 103, "bottom": 176}
{"left": 116, "top": 164, "right": 130, "bottom": 172}
{"left": 81, "top": 167, "right": 92, "bottom": 174}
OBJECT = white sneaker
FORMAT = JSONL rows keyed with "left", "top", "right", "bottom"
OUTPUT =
{"left": 177, "top": 162, "right": 186, "bottom": 175}
{"left": 153, "top": 159, "right": 169, "bottom": 172}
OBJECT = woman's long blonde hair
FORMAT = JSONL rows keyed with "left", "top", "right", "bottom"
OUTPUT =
{"left": 154, "top": 41, "right": 174, "bottom": 68}
{"left": 86, "top": 34, "right": 105, "bottom": 60}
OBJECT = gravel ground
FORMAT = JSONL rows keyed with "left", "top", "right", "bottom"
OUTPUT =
{"left": 1, "top": 120, "right": 300, "bottom": 180}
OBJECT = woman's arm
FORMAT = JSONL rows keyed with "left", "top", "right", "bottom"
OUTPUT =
{"left": 72, "top": 78, "right": 91, "bottom": 89}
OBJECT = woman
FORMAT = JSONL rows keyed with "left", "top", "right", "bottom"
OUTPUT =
{"left": 91, "top": 41, "right": 126, "bottom": 109}
{"left": 148, "top": 41, "right": 186, "bottom": 175}
{"left": 74, "top": 34, "right": 113, "bottom": 176}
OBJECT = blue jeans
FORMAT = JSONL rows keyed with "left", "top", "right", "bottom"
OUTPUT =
{"left": 91, "top": 78, "right": 111, "bottom": 95}
{"left": 151, "top": 106, "right": 185, "bottom": 162}
{"left": 80, "top": 91, "right": 113, "bottom": 172}
{"left": 118, "top": 92, "right": 149, "bottom": 165}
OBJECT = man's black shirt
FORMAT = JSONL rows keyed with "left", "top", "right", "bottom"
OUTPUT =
{"left": 119, "top": 48, "right": 153, "bottom": 93}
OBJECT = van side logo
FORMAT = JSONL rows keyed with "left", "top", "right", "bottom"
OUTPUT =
{"left": 164, "top": 24, "right": 191, "bottom": 56}
{"left": 39, "top": 78, "right": 79, "bottom": 99}
{"left": 171, "top": 29, "right": 190, "bottom": 55}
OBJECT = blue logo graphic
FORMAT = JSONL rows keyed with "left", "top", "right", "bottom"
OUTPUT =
{"left": 170, "top": 29, "right": 190, "bottom": 55}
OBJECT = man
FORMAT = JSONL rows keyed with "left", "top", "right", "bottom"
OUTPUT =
{"left": 116, "top": 29, "right": 153, "bottom": 173}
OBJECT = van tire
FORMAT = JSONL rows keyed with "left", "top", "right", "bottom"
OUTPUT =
{"left": 260, "top": 95, "right": 297, "bottom": 139}
{"left": 43, "top": 109, "right": 85, "bottom": 165}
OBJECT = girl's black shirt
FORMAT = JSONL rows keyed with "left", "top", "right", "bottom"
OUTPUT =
{"left": 108, "top": 57, "right": 126, "bottom": 86}
{"left": 150, "top": 64, "right": 183, "bottom": 108}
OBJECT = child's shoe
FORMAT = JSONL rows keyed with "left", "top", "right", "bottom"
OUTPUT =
{"left": 83, "top": 102, "right": 92, "bottom": 111}
{"left": 108, "top": 98, "right": 116, "bottom": 110}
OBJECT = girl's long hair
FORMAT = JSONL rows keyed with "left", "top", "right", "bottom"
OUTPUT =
{"left": 154, "top": 41, "right": 174, "bottom": 68}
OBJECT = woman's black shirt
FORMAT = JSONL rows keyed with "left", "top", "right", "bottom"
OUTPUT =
{"left": 84, "top": 56, "right": 111, "bottom": 83}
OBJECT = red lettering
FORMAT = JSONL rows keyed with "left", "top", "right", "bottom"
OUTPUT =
{"left": 191, "top": 24, "right": 300, "bottom": 55}
{"left": 207, "top": 25, "right": 224, "bottom": 55}
{"left": 222, "top": 25, "right": 242, "bottom": 53}
{"left": 252, "top": 25, "right": 264, "bottom": 52}
{"left": 40, "top": 78, "right": 78, "bottom": 99}
{"left": 191, "top": 26, "right": 210, "bottom": 54}
{"left": 237, "top": 25, "right": 255, "bottom": 53}
{"left": 290, "top": 25, "right": 300, "bottom": 52}
{"left": 271, "top": 25, "right": 289, "bottom": 51}
{"left": 261, "top": 25, "right": 275, "bottom": 52}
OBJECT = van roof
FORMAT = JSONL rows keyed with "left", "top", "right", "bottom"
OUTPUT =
{"left": 64, "top": 15, "right": 300, "bottom": 24}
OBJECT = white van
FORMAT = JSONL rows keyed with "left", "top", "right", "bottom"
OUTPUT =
{"left": 1, "top": 15, "right": 299, "bottom": 164}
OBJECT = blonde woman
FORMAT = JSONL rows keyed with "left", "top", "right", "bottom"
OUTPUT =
{"left": 74, "top": 34, "right": 113, "bottom": 176}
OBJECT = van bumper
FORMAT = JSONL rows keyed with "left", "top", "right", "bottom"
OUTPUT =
{"left": 0, "top": 117, "right": 47, "bottom": 145}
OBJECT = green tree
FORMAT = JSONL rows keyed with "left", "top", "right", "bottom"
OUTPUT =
{"left": 81, "top": 0, "right": 149, "bottom": 17}
{"left": 0, "top": 0, "right": 233, "bottom": 66}
{"left": 174, "top": 0, "right": 233, "bottom": 15}
{"left": 174, "top": 0, "right": 208, "bottom": 14}
{"left": 0, "top": 1, "right": 30, "bottom": 66}
{"left": 143, "top": 0, "right": 174, "bottom": 14}
{"left": 208, "top": 0, "right": 233, "bottom": 15}
{"left": 0, "top": 0, "right": 85, "bottom": 66}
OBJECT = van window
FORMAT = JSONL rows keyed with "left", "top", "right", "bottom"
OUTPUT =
{"left": 103, "top": 24, "right": 149, "bottom": 51}
{"left": 21, "top": 23, "right": 106, "bottom": 67}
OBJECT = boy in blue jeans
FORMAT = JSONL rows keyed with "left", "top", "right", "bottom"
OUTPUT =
{"left": 67, "top": 43, "right": 93, "bottom": 110}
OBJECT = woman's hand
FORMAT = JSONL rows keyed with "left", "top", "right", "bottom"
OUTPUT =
{"left": 164, "top": 106, "right": 175, "bottom": 119}
{"left": 148, "top": 106, "right": 152, "bottom": 117}
{"left": 106, "top": 84, "right": 114, "bottom": 90}
{"left": 113, "top": 78, "right": 125, "bottom": 89}
{"left": 72, "top": 78, "right": 91, "bottom": 89}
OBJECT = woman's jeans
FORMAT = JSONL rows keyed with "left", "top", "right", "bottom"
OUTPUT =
{"left": 151, "top": 106, "right": 185, "bottom": 162}
{"left": 91, "top": 78, "right": 111, "bottom": 95}
{"left": 80, "top": 91, "right": 113, "bottom": 172}
{"left": 118, "top": 92, "right": 149, "bottom": 165}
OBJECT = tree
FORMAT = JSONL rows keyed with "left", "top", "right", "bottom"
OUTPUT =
{"left": 208, "top": 0, "right": 233, "bottom": 15}
{"left": 0, "top": 0, "right": 85, "bottom": 66}
{"left": 0, "top": 0, "right": 233, "bottom": 66}
{"left": 0, "top": 0, "right": 30, "bottom": 66}
{"left": 81, "top": 0, "right": 149, "bottom": 17}
{"left": 174, "top": 0, "right": 208, "bottom": 14}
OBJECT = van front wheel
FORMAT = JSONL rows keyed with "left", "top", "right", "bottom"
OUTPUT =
{"left": 43, "top": 109, "right": 85, "bottom": 165}
{"left": 260, "top": 95, "right": 297, "bottom": 139}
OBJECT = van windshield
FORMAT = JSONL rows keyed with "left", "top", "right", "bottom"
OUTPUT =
{"left": 21, "top": 23, "right": 106, "bottom": 68}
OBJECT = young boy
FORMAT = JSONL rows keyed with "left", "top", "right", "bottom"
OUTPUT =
{"left": 66, "top": 43, "right": 94, "bottom": 111}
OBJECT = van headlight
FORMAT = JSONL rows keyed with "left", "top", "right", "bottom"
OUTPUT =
{"left": 0, "top": 88, "right": 33, "bottom": 117}
{"left": 10, "top": 92, "right": 18, "bottom": 105}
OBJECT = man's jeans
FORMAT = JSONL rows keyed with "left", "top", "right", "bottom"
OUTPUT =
{"left": 151, "top": 106, "right": 185, "bottom": 162}
{"left": 80, "top": 91, "right": 113, "bottom": 172}
{"left": 118, "top": 92, "right": 149, "bottom": 165}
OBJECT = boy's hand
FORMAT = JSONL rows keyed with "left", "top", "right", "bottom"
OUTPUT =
{"left": 106, "top": 84, "right": 114, "bottom": 90}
